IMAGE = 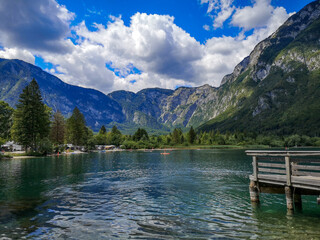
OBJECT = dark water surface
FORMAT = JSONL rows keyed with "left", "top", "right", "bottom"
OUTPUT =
{"left": 0, "top": 150, "right": 320, "bottom": 239}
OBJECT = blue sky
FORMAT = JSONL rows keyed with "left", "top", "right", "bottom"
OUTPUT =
{"left": 0, "top": 0, "right": 315, "bottom": 93}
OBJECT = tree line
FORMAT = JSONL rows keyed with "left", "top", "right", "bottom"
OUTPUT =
{"left": 1, "top": 79, "right": 320, "bottom": 156}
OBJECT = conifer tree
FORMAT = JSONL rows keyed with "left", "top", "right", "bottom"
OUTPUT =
{"left": 99, "top": 125, "right": 107, "bottom": 134}
{"left": 66, "top": 107, "right": 87, "bottom": 146}
{"left": 50, "top": 111, "right": 66, "bottom": 145}
{"left": 11, "top": 79, "right": 51, "bottom": 151}
{"left": 188, "top": 126, "right": 196, "bottom": 144}
{"left": 172, "top": 128, "right": 183, "bottom": 144}
{"left": 0, "top": 101, "right": 14, "bottom": 140}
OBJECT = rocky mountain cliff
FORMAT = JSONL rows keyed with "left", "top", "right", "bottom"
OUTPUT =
{"left": 1, "top": 0, "right": 319, "bottom": 135}
{"left": 198, "top": 0, "right": 320, "bottom": 135}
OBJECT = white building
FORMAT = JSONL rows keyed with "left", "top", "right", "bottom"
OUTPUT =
{"left": 1, "top": 141, "right": 23, "bottom": 151}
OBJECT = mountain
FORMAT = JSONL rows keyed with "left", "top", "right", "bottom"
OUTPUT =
{"left": 0, "top": 58, "right": 126, "bottom": 130}
{"left": 1, "top": 1, "right": 319, "bottom": 135}
{"left": 198, "top": 0, "right": 320, "bottom": 135}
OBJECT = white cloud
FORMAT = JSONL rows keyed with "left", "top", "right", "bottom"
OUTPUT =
{"left": 203, "top": 25, "right": 210, "bottom": 31}
{"left": 40, "top": 13, "right": 205, "bottom": 92}
{"left": 201, "top": 0, "right": 235, "bottom": 28}
{"left": 0, "top": 0, "right": 293, "bottom": 94}
{"left": 231, "top": 0, "right": 274, "bottom": 30}
{"left": 0, "top": 47, "right": 35, "bottom": 64}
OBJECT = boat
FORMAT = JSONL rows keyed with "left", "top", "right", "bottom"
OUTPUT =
{"left": 160, "top": 149, "right": 170, "bottom": 155}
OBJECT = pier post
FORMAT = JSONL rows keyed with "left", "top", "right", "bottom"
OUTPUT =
{"left": 285, "top": 186, "right": 294, "bottom": 210}
{"left": 249, "top": 180, "right": 260, "bottom": 203}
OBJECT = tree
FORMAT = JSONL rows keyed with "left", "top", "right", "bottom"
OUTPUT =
{"left": 99, "top": 125, "right": 107, "bottom": 134}
{"left": 133, "top": 128, "right": 149, "bottom": 141}
{"left": 0, "top": 101, "right": 14, "bottom": 140}
{"left": 11, "top": 79, "right": 51, "bottom": 151}
{"left": 95, "top": 125, "right": 107, "bottom": 145}
{"left": 108, "top": 125, "right": 122, "bottom": 146}
{"left": 50, "top": 111, "right": 66, "bottom": 145}
{"left": 172, "top": 128, "right": 183, "bottom": 145}
{"left": 66, "top": 107, "right": 87, "bottom": 146}
{"left": 188, "top": 126, "right": 197, "bottom": 144}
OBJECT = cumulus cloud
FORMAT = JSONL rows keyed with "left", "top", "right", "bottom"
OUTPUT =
{"left": 40, "top": 13, "right": 205, "bottom": 92}
{"left": 232, "top": 0, "right": 274, "bottom": 30}
{"left": 0, "top": 0, "right": 293, "bottom": 93}
{"left": 0, "top": 47, "right": 35, "bottom": 64}
{"left": 0, "top": 0, "right": 74, "bottom": 53}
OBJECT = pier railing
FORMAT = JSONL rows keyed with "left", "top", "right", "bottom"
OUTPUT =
{"left": 246, "top": 150, "right": 320, "bottom": 210}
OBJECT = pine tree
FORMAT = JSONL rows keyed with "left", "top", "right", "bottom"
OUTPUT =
{"left": 172, "top": 128, "right": 183, "bottom": 144}
{"left": 66, "top": 107, "right": 87, "bottom": 146}
{"left": 0, "top": 101, "right": 14, "bottom": 140}
{"left": 188, "top": 126, "right": 196, "bottom": 144}
{"left": 11, "top": 79, "right": 51, "bottom": 151}
{"left": 50, "top": 111, "right": 66, "bottom": 145}
{"left": 99, "top": 125, "right": 107, "bottom": 134}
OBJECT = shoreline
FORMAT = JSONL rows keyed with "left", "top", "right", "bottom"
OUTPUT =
{"left": 2, "top": 145, "right": 318, "bottom": 159}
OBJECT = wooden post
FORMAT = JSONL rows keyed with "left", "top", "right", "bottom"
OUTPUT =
{"left": 249, "top": 180, "right": 260, "bottom": 203}
{"left": 252, "top": 156, "right": 258, "bottom": 181}
{"left": 317, "top": 196, "right": 320, "bottom": 205}
{"left": 285, "top": 186, "right": 294, "bottom": 210}
{"left": 285, "top": 156, "right": 291, "bottom": 186}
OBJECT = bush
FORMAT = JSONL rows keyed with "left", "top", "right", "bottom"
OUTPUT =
{"left": 38, "top": 138, "right": 53, "bottom": 155}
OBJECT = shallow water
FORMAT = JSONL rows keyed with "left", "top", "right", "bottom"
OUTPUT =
{"left": 0, "top": 150, "right": 320, "bottom": 239}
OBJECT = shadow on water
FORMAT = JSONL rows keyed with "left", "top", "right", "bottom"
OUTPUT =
{"left": 0, "top": 150, "right": 320, "bottom": 239}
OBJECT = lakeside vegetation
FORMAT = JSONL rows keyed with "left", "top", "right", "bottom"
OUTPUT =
{"left": 1, "top": 79, "right": 320, "bottom": 158}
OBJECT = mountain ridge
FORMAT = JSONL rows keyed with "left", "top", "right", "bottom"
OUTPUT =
{"left": 0, "top": 0, "right": 320, "bottom": 135}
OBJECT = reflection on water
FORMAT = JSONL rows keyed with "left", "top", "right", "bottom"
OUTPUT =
{"left": 0, "top": 150, "right": 320, "bottom": 239}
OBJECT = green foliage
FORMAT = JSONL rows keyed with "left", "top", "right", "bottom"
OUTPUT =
{"left": 50, "top": 111, "right": 66, "bottom": 145}
{"left": 66, "top": 107, "right": 88, "bottom": 146}
{"left": 108, "top": 126, "right": 122, "bottom": 146}
{"left": 38, "top": 137, "right": 53, "bottom": 155}
{"left": 132, "top": 128, "right": 149, "bottom": 141}
{"left": 94, "top": 132, "right": 107, "bottom": 145}
{"left": 172, "top": 128, "right": 184, "bottom": 144}
{"left": 11, "top": 79, "right": 51, "bottom": 151}
{"left": 0, "top": 101, "right": 14, "bottom": 140}
{"left": 99, "top": 125, "right": 107, "bottom": 134}
{"left": 0, "top": 137, "right": 5, "bottom": 146}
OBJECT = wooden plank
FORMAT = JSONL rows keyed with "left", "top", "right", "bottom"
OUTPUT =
{"left": 258, "top": 168, "right": 286, "bottom": 174}
{"left": 292, "top": 176, "right": 320, "bottom": 186}
{"left": 258, "top": 174, "right": 286, "bottom": 182}
{"left": 258, "top": 179, "right": 286, "bottom": 186}
{"left": 257, "top": 157, "right": 285, "bottom": 162}
{"left": 292, "top": 183, "right": 320, "bottom": 192}
{"left": 258, "top": 162, "right": 285, "bottom": 168}
{"left": 246, "top": 150, "right": 320, "bottom": 156}
{"left": 292, "top": 165, "right": 320, "bottom": 171}
{"left": 292, "top": 171, "right": 320, "bottom": 177}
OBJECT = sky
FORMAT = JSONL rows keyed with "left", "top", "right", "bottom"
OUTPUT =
{"left": 0, "top": 0, "right": 315, "bottom": 94}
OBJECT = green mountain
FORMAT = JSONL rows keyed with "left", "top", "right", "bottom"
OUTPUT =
{"left": 0, "top": 58, "right": 126, "bottom": 130}
{"left": 198, "top": 0, "right": 320, "bottom": 135}
{"left": 1, "top": 1, "right": 319, "bottom": 135}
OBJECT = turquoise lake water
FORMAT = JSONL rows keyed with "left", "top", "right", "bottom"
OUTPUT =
{"left": 0, "top": 149, "right": 320, "bottom": 239}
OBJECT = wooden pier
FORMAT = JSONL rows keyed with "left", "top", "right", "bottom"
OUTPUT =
{"left": 246, "top": 150, "right": 320, "bottom": 211}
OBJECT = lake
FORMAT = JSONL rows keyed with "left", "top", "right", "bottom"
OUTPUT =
{"left": 0, "top": 150, "right": 320, "bottom": 239}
